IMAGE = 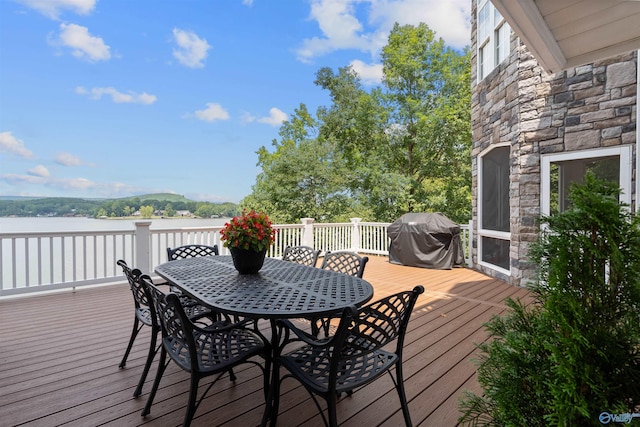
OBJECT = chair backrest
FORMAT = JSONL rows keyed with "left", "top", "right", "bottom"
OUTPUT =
{"left": 117, "top": 259, "right": 148, "bottom": 310}
{"left": 282, "top": 245, "right": 320, "bottom": 267}
{"left": 167, "top": 244, "right": 219, "bottom": 261}
{"left": 331, "top": 285, "right": 425, "bottom": 370}
{"left": 320, "top": 251, "right": 369, "bottom": 278}
{"left": 140, "top": 274, "right": 195, "bottom": 369}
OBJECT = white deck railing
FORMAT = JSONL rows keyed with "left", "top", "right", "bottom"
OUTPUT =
{"left": 0, "top": 218, "right": 472, "bottom": 296}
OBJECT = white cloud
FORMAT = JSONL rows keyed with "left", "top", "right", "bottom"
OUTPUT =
{"left": 240, "top": 112, "right": 257, "bottom": 124}
{"left": 257, "top": 108, "right": 288, "bottom": 126}
{"left": 296, "top": 0, "right": 471, "bottom": 62}
{"left": 368, "top": 0, "right": 471, "bottom": 49}
{"left": 0, "top": 172, "right": 140, "bottom": 196}
{"left": 185, "top": 191, "right": 231, "bottom": 202}
{"left": 28, "top": 165, "right": 50, "bottom": 177}
{"left": 16, "top": 0, "right": 96, "bottom": 20}
{"left": 1, "top": 173, "right": 45, "bottom": 185}
{"left": 55, "top": 23, "right": 111, "bottom": 62}
{"left": 194, "top": 103, "right": 230, "bottom": 122}
{"left": 4, "top": 174, "right": 95, "bottom": 190}
{"left": 64, "top": 177, "right": 94, "bottom": 189}
{"left": 0, "top": 160, "right": 159, "bottom": 198}
{"left": 242, "top": 0, "right": 254, "bottom": 6}
{"left": 349, "top": 59, "right": 383, "bottom": 85}
{"left": 296, "top": 0, "right": 372, "bottom": 62}
{"left": 172, "top": 28, "right": 211, "bottom": 68}
{"left": 55, "top": 152, "right": 83, "bottom": 166}
{"left": 0, "top": 131, "right": 34, "bottom": 158}
{"left": 75, "top": 86, "right": 157, "bottom": 104}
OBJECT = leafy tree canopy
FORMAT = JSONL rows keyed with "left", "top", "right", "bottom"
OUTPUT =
{"left": 245, "top": 23, "right": 471, "bottom": 223}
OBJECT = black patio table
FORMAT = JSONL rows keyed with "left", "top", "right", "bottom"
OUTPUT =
{"left": 154, "top": 255, "right": 374, "bottom": 426}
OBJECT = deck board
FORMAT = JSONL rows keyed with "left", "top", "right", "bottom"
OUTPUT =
{"left": 0, "top": 256, "right": 530, "bottom": 426}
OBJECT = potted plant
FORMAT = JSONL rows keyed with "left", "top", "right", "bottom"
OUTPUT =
{"left": 220, "top": 209, "right": 277, "bottom": 274}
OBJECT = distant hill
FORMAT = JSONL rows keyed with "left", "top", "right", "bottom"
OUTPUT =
{"left": 0, "top": 196, "right": 40, "bottom": 201}
{"left": 1, "top": 193, "right": 199, "bottom": 203}
{"left": 0, "top": 194, "right": 239, "bottom": 218}
{"left": 124, "top": 193, "right": 192, "bottom": 203}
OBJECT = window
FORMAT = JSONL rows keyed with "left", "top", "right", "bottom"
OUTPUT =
{"left": 477, "top": 0, "right": 511, "bottom": 80}
{"left": 549, "top": 156, "right": 620, "bottom": 214}
{"left": 495, "top": 20, "right": 510, "bottom": 65}
{"left": 479, "top": 145, "right": 511, "bottom": 273}
{"left": 541, "top": 146, "right": 632, "bottom": 216}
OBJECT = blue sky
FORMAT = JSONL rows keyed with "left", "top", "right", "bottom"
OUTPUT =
{"left": 0, "top": 0, "right": 470, "bottom": 203}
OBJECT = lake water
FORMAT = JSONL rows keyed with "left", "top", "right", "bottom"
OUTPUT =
{"left": 0, "top": 216, "right": 229, "bottom": 233}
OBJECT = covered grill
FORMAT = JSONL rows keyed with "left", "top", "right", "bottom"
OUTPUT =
{"left": 387, "top": 212, "right": 464, "bottom": 270}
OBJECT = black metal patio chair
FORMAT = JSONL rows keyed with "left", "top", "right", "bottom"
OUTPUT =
{"left": 282, "top": 245, "right": 320, "bottom": 267}
{"left": 313, "top": 251, "right": 370, "bottom": 335}
{"left": 166, "top": 244, "right": 228, "bottom": 313}
{"left": 275, "top": 285, "right": 425, "bottom": 427}
{"left": 117, "top": 259, "right": 213, "bottom": 398}
{"left": 320, "top": 251, "right": 368, "bottom": 278}
{"left": 140, "top": 275, "right": 271, "bottom": 427}
{"left": 167, "top": 244, "right": 219, "bottom": 260}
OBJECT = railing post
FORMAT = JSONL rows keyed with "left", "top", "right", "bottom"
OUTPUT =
{"left": 134, "top": 221, "right": 152, "bottom": 274}
{"left": 467, "top": 219, "right": 474, "bottom": 267}
{"left": 301, "top": 218, "right": 315, "bottom": 248}
{"left": 350, "top": 218, "right": 361, "bottom": 252}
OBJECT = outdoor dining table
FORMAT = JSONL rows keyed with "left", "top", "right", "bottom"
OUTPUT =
{"left": 154, "top": 255, "right": 375, "bottom": 426}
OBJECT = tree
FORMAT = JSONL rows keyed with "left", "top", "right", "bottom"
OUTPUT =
{"left": 243, "top": 104, "right": 359, "bottom": 223}
{"left": 315, "top": 23, "right": 471, "bottom": 222}
{"left": 245, "top": 23, "right": 471, "bottom": 223}
{"left": 139, "top": 205, "right": 154, "bottom": 218}
{"left": 164, "top": 204, "right": 176, "bottom": 217}
{"left": 380, "top": 23, "right": 471, "bottom": 220}
{"left": 458, "top": 175, "right": 640, "bottom": 426}
{"left": 314, "top": 66, "right": 399, "bottom": 221}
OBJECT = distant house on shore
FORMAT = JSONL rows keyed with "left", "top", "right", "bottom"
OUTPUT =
{"left": 176, "top": 210, "right": 191, "bottom": 217}
{"left": 470, "top": 0, "right": 638, "bottom": 286}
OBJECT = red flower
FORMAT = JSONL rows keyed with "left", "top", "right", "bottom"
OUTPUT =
{"left": 219, "top": 209, "right": 277, "bottom": 252}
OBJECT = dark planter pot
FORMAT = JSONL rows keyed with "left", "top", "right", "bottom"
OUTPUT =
{"left": 230, "top": 247, "right": 267, "bottom": 274}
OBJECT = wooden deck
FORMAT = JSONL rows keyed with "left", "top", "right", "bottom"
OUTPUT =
{"left": 0, "top": 256, "right": 531, "bottom": 426}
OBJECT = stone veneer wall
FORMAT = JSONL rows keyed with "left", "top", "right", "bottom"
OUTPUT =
{"left": 471, "top": 0, "right": 637, "bottom": 287}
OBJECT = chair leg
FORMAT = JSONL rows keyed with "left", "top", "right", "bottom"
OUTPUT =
{"left": 119, "top": 317, "right": 141, "bottom": 368}
{"left": 327, "top": 394, "right": 339, "bottom": 427}
{"left": 134, "top": 326, "right": 159, "bottom": 397}
{"left": 141, "top": 348, "right": 168, "bottom": 417}
{"left": 183, "top": 374, "right": 200, "bottom": 427}
{"left": 394, "top": 364, "right": 412, "bottom": 427}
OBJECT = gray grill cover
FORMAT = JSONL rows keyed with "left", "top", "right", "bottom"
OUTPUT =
{"left": 387, "top": 212, "right": 464, "bottom": 269}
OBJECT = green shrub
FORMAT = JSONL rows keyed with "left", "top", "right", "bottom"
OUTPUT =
{"left": 458, "top": 175, "right": 640, "bottom": 426}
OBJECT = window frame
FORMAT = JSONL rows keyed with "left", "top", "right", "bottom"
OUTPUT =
{"left": 477, "top": 0, "right": 511, "bottom": 81}
{"left": 541, "top": 145, "right": 633, "bottom": 216}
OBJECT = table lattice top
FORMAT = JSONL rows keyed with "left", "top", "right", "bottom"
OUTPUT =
{"left": 155, "top": 256, "right": 374, "bottom": 319}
